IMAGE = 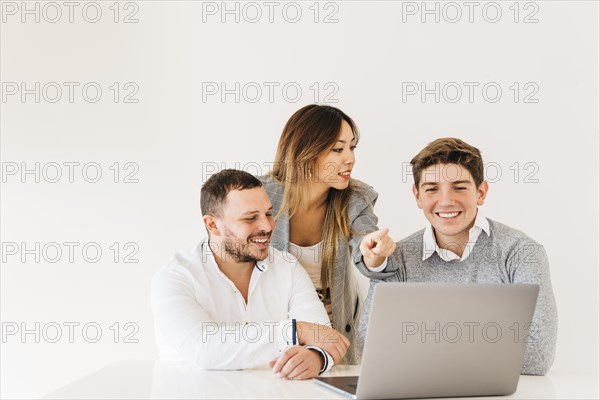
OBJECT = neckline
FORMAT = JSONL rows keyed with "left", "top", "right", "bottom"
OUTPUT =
{"left": 288, "top": 240, "right": 323, "bottom": 249}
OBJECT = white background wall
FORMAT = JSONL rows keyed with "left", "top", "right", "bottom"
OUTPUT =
{"left": 1, "top": 1, "right": 598, "bottom": 398}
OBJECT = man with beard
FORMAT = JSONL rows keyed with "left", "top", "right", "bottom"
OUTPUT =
{"left": 152, "top": 169, "right": 349, "bottom": 380}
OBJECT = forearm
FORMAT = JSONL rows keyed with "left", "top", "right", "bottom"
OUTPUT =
{"left": 193, "top": 321, "right": 294, "bottom": 369}
{"left": 521, "top": 307, "right": 557, "bottom": 375}
{"left": 152, "top": 270, "right": 295, "bottom": 370}
{"left": 511, "top": 243, "right": 558, "bottom": 375}
{"left": 161, "top": 320, "right": 295, "bottom": 369}
{"left": 521, "top": 284, "right": 558, "bottom": 375}
{"left": 353, "top": 240, "right": 408, "bottom": 282}
{"left": 346, "top": 183, "right": 403, "bottom": 277}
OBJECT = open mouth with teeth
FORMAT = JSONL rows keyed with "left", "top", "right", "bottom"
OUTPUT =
{"left": 338, "top": 171, "right": 351, "bottom": 180}
{"left": 436, "top": 211, "right": 461, "bottom": 220}
{"left": 248, "top": 236, "right": 271, "bottom": 249}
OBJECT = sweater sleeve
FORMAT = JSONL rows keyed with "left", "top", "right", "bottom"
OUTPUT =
{"left": 507, "top": 241, "right": 558, "bottom": 375}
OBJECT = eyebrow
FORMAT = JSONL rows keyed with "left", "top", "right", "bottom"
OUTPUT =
{"left": 337, "top": 136, "right": 357, "bottom": 144}
{"left": 420, "top": 180, "right": 472, "bottom": 187}
{"left": 240, "top": 207, "right": 273, "bottom": 217}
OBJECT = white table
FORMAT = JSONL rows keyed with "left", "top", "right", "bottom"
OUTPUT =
{"left": 43, "top": 360, "right": 598, "bottom": 399}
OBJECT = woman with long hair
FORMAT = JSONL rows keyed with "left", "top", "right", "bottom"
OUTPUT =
{"left": 260, "top": 105, "right": 396, "bottom": 364}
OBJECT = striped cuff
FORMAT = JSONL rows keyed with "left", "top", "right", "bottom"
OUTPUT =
{"left": 291, "top": 319, "right": 297, "bottom": 345}
{"left": 304, "top": 345, "right": 334, "bottom": 374}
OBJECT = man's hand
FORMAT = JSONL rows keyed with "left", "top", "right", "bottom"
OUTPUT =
{"left": 295, "top": 322, "right": 349, "bottom": 364}
{"left": 268, "top": 346, "right": 323, "bottom": 380}
{"left": 360, "top": 228, "right": 396, "bottom": 268}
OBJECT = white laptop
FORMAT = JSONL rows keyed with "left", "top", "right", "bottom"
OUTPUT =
{"left": 314, "top": 283, "right": 539, "bottom": 399}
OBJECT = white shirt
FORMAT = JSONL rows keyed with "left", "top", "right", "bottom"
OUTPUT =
{"left": 151, "top": 238, "right": 333, "bottom": 371}
{"left": 422, "top": 210, "right": 490, "bottom": 262}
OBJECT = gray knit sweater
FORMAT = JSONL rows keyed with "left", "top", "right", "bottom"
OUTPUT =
{"left": 358, "top": 218, "right": 558, "bottom": 375}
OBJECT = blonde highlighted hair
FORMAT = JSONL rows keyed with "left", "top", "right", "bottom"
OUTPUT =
{"left": 271, "top": 104, "right": 360, "bottom": 290}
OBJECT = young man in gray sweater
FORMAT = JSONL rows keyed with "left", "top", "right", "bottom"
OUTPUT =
{"left": 359, "top": 138, "right": 557, "bottom": 376}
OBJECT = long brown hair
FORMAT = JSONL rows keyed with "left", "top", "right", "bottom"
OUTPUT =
{"left": 271, "top": 104, "right": 360, "bottom": 290}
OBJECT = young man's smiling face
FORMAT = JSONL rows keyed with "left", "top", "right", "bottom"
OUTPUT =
{"left": 413, "top": 163, "right": 488, "bottom": 247}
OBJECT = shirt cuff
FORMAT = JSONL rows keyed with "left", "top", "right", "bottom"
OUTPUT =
{"left": 366, "top": 257, "right": 388, "bottom": 272}
{"left": 304, "top": 345, "right": 335, "bottom": 374}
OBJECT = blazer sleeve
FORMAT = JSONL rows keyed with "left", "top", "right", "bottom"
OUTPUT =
{"left": 349, "top": 182, "right": 401, "bottom": 279}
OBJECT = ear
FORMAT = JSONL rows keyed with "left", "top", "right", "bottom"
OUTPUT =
{"left": 412, "top": 184, "right": 424, "bottom": 209}
{"left": 477, "top": 181, "right": 489, "bottom": 206}
{"left": 203, "top": 214, "right": 221, "bottom": 236}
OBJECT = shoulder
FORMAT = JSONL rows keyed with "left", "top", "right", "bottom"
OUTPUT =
{"left": 152, "top": 242, "right": 204, "bottom": 291}
{"left": 487, "top": 218, "right": 542, "bottom": 246}
{"left": 394, "top": 229, "right": 425, "bottom": 259}
{"left": 398, "top": 229, "right": 425, "bottom": 246}
{"left": 258, "top": 175, "right": 284, "bottom": 203}
{"left": 349, "top": 178, "right": 379, "bottom": 208}
{"left": 258, "top": 175, "right": 281, "bottom": 191}
{"left": 486, "top": 219, "right": 547, "bottom": 263}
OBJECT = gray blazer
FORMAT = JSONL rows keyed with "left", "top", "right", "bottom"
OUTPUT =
{"left": 260, "top": 176, "right": 397, "bottom": 364}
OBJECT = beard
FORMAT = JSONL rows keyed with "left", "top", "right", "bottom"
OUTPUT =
{"left": 222, "top": 227, "right": 271, "bottom": 263}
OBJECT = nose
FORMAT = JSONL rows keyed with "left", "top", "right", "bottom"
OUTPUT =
{"left": 439, "top": 188, "right": 456, "bottom": 207}
{"left": 344, "top": 148, "right": 355, "bottom": 166}
{"left": 257, "top": 214, "right": 274, "bottom": 233}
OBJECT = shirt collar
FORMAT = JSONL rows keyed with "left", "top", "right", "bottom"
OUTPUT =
{"left": 475, "top": 211, "right": 490, "bottom": 236}
{"left": 422, "top": 209, "right": 489, "bottom": 261}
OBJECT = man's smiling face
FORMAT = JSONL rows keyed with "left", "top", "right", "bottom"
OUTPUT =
{"left": 217, "top": 187, "right": 275, "bottom": 263}
{"left": 413, "top": 163, "right": 488, "bottom": 246}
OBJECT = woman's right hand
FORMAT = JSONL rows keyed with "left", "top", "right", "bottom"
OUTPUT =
{"left": 360, "top": 228, "right": 396, "bottom": 268}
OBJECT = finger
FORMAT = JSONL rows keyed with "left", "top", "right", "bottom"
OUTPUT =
{"left": 377, "top": 239, "right": 395, "bottom": 258}
{"left": 272, "top": 347, "right": 299, "bottom": 374}
{"left": 376, "top": 227, "right": 389, "bottom": 241}
{"left": 279, "top": 352, "right": 303, "bottom": 378}
{"left": 325, "top": 338, "right": 343, "bottom": 361}
{"left": 362, "top": 245, "right": 377, "bottom": 258}
{"left": 360, "top": 236, "right": 377, "bottom": 258}
{"left": 369, "top": 227, "right": 388, "bottom": 244}
{"left": 360, "top": 236, "right": 372, "bottom": 252}
{"left": 384, "top": 241, "right": 397, "bottom": 257}
{"left": 341, "top": 333, "right": 350, "bottom": 348}
{"left": 368, "top": 228, "right": 389, "bottom": 250}
{"left": 290, "top": 365, "right": 315, "bottom": 380}
{"left": 329, "top": 339, "right": 349, "bottom": 363}
{"left": 329, "top": 344, "right": 343, "bottom": 364}
{"left": 286, "top": 361, "right": 311, "bottom": 380}
{"left": 268, "top": 360, "right": 276, "bottom": 369}
{"left": 364, "top": 232, "right": 379, "bottom": 248}
{"left": 372, "top": 240, "right": 383, "bottom": 255}
{"left": 330, "top": 332, "right": 349, "bottom": 358}
{"left": 321, "top": 343, "right": 341, "bottom": 364}
{"left": 337, "top": 340, "right": 348, "bottom": 358}
{"left": 294, "top": 365, "right": 320, "bottom": 380}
